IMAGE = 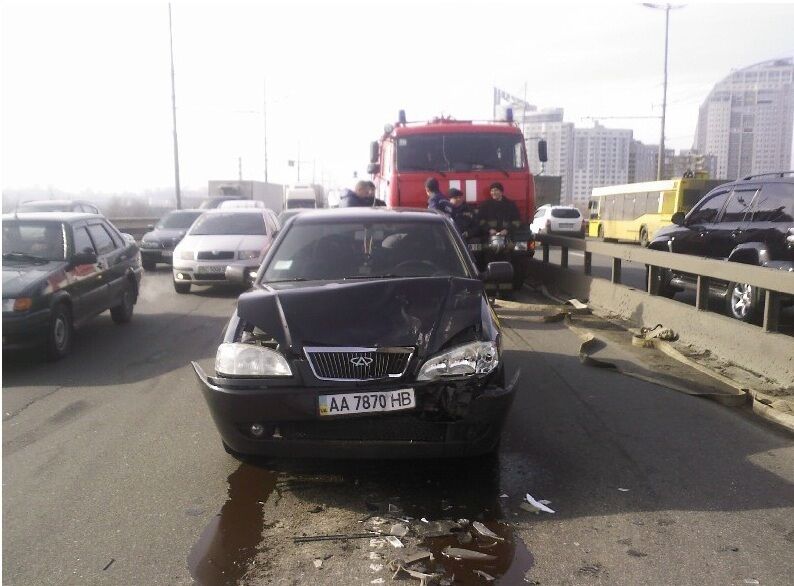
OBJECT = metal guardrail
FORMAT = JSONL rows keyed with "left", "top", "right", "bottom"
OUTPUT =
{"left": 108, "top": 217, "right": 158, "bottom": 241}
{"left": 536, "top": 234, "right": 794, "bottom": 333}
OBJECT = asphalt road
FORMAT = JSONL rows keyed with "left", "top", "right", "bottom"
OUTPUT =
{"left": 3, "top": 271, "right": 793, "bottom": 585}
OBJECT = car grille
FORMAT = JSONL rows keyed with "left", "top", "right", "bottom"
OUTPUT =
{"left": 197, "top": 250, "right": 234, "bottom": 260}
{"left": 304, "top": 347, "right": 413, "bottom": 381}
{"left": 280, "top": 415, "right": 446, "bottom": 442}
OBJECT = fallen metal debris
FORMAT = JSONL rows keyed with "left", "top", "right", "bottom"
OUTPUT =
{"left": 293, "top": 531, "right": 379, "bottom": 543}
{"left": 474, "top": 569, "right": 496, "bottom": 581}
{"left": 472, "top": 521, "right": 504, "bottom": 541}
{"left": 313, "top": 559, "right": 323, "bottom": 569}
{"left": 403, "top": 551, "right": 433, "bottom": 565}
{"left": 385, "top": 535, "right": 404, "bottom": 548}
{"left": 441, "top": 546, "right": 497, "bottom": 561}
{"left": 414, "top": 520, "right": 463, "bottom": 538}
{"left": 390, "top": 562, "right": 443, "bottom": 585}
{"left": 390, "top": 523, "right": 409, "bottom": 537}
{"left": 524, "top": 494, "right": 556, "bottom": 514}
{"left": 457, "top": 532, "right": 473, "bottom": 545}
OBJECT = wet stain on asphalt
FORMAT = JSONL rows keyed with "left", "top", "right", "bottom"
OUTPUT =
{"left": 188, "top": 462, "right": 278, "bottom": 585}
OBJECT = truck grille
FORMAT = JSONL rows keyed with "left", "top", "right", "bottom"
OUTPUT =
{"left": 304, "top": 346, "right": 413, "bottom": 381}
{"left": 197, "top": 250, "right": 234, "bottom": 260}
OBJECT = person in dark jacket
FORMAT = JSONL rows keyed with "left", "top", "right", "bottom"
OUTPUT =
{"left": 478, "top": 182, "right": 520, "bottom": 238}
{"left": 339, "top": 181, "right": 386, "bottom": 207}
{"left": 448, "top": 188, "right": 477, "bottom": 238}
{"left": 425, "top": 177, "right": 453, "bottom": 216}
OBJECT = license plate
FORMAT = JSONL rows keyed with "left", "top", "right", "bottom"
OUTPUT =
{"left": 197, "top": 265, "right": 224, "bottom": 274}
{"left": 468, "top": 243, "right": 482, "bottom": 251}
{"left": 162, "top": 250, "right": 173, "bottom": 258}
{"left": 318, "top": 389, "right": 416, "bottom": 416}
{"left": 559, "top": 223, "right": 574, "bottom": 228}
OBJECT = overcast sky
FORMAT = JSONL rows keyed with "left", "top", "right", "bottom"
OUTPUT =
{"left": 2, "top": 0, "right": 793, "bottom": 194}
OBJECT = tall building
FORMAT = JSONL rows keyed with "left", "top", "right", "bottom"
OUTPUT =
{"left": 523, "top": 109, "right": 575, "bottom": 204}
{"left": 571, "top": 123, "right": 632, "bottom": 208}
{"left": 629, "top": 140, "right": 658, "bottom": 183}
{"left": 694, "top": 58, "right": 794, "bottom": 179}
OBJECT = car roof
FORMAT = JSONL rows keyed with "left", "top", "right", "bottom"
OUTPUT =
{"left": 2, "top": 212, "right": 103, "bottom": 222}
{"left": 18, "top": 199, "right": 94, "bottom": 206}
{"left": 202, "top": 208, "right": 270, "bottom": 214}
{"left": 290, "top": 207, "right": 448, "bottom": 225}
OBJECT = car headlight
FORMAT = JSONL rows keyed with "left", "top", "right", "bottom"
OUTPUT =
{"left": 2, "top": 298, "right": 32, "bottom": 312}
{"left": 237, "top": 249, "right": 261, "bottom": 260}
{"left": 416, "top": 341, "right": 499, "bottom": 381}
{"left": 180, "top": 250, "right": 194, "bottom": 260}
{"left": 215, "top": 343, "right": 292, "bottom": 377}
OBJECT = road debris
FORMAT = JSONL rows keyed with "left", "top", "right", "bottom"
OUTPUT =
{"left": 474, "top": 569, "right": 496, "bottom": 581}
{"left": 403, "top": 551, "right": 433, "bottom": 565}
{"left": 388, "top": 560, "right": 443, "bottom": 585}
{"left": 102, "top": 559, "right": 115, "bottom": 571}
{"left": 370, "top": 579, "right": 385, "bottom": 585}
{"left": 313, "top": 559, "right": 323, "bottom": 569}
{"left": 385, "top": 536, "right": 404, "bottom": 548}
{"left": 390, "top": 523, "right": 409, "bottom": 537}
{"left": 524, "top": 494, "right": 556, "bottom": 514}
{"left": 441, "top": 546, "right": 497, "bottom": 561}
{"left": 293, "top": 531, "right": 379, "bottom": 543}
{"left": 414, "top": 520, "right": 463, "bottom": 538}
{"left": 309, "top": 504, "right": 325, "bottom": 513}
{"left": 472, "top": 521, "right": 504, "bottom": 541}
{"left": 618, "top": 488, "right": 630, "bottom": 492}
{"left": 388, "top": 503, "right": 404, "bottom": 515}
{"left": 369, "top": 563, "right": 384, "bottom": 572}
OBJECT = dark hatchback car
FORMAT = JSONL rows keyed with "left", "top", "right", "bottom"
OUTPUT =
{"left": 139, "top": 209, "right": 203, "bottom": 270}
{"left": 2, "top": 213, "right": 143, "bottom": 359}
{"left": 650, "top": 172, "right": 794, "bottom": 322}
{"left": 192, "top": 208, "right": 517, "bottom": 459}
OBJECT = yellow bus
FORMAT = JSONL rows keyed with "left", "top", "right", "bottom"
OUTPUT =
{"left": 587, "top": 177, "right": 726, "bottom": 246}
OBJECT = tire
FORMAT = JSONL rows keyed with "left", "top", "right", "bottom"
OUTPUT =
{"left": 647, "top": 266, "right": 676, "bottom": 298}
{"left": 46, "top": 303, "right": 73, "bottom": 361}
{"left": 597, "top": 225, "right": 605, "bottom": 240}
{"left": 174, "top": 280, "right": 191, "bottom": 294}
{"left": 639, "top": 226, "right": 649, "bottom": 248}
{"left": 142, "top": 259, "right": 156, "bottom": 271}
{"left": 725, "top": 282, "right": 763, "bottom": 324}
{"left": 110, "top": 282, "right": 135, "bottom": 324}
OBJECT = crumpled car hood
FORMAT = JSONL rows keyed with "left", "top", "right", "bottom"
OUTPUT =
{"left": 234, "top": 277, "right": 488, "bottom": 358}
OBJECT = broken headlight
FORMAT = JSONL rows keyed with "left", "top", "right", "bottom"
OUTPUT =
{"left": 215, "top": 343, "right": 292, "bottom": 377}
{"left": 416, "top": 341, "right": 499, "bottom": 381}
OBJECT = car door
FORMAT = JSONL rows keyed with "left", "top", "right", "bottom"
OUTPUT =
{"left": 674, "top": 188, "right": 731, "bottom": 256}
{"left": 743, "top": 182, "right": 794, "bottom": 260}
{"left": 708, "top": 186, "right": 758, "bottom": 259}
{"left": 68, "top": 223, "right": 109, "bottom": 323}
{"left": 86, "top": 222, "right": 125, "bottom": 308}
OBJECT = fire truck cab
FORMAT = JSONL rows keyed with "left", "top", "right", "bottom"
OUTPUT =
{"left": 368, "top": 110, "right": 547, "bottom": 289}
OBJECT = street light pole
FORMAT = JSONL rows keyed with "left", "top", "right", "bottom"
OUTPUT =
{"left": 644, "top": 3, "right": 685, "bottom": 180}
{"left": 168, "top": 2, "right": 182, "bottom": 209}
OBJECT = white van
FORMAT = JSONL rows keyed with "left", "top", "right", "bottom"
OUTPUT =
{"left": 284, "top": 185, "right": 317, "bottom": 209}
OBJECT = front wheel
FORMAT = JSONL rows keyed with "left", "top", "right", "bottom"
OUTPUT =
{"left": 46, "top": 303, "right": 73, "bottom": 360}
{"left": 597, "top": 225, "right": 605, "bottom": 241}
{"left": 142, "top": 259, "right": 156, "bottom": 271}
{"left": 639, "top": 226, "right": 649, "bottom": 248}
{"left": 726, "top": 282, "right": 763, "bottom": 323}
{"left": 110, "top": 283, "right": 135, "bottom": 324}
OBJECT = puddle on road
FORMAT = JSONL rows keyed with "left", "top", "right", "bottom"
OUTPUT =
{"left": 421, "top": 521, "right": 534, "bottom": 584}
{"left": 188, "top": 463, "right": 278, "bottom": 585}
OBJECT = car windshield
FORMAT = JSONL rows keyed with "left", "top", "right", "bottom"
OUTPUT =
{"left": 2, "top": 220, "right": 66, "bottom": 261}
{"left": 551, "top": 208, "right": 581, "bottom": 218}
{"left": 396, "top": 132, "right": 525, "bottom": 173}
{"left": 16, "top": 202, "right": 70, "bottom": 212}
{"left": 263, "top": 220, "right": 469, "bottom": 282}
{"left": 156, "top": 211, "right": 203, "bottom": 230}
{"left": 189, "top": 212, "right": 266, "bottom": 235}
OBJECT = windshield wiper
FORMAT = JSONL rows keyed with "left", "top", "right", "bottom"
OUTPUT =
{"left": 343, "top": 274, "right": 402, "bottom": 280}
{"left": 2, "top": 252, "right": 50, "bottom": 263}
{"left": 467, "top": 160, "right": 509, "bottom": 177}
{"left": 265, "top": 277, "right": 309, "bottom": 283}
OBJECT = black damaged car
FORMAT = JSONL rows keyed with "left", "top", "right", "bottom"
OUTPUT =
{"left": 193, "top": 208, "right": 518, "bottom": 459}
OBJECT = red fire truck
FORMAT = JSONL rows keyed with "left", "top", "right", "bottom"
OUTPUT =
{"left": 367, "top": 110, "right": 547, "bottom": 289}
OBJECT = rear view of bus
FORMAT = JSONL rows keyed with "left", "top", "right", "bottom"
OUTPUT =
{"left": 587, "top": 177, "right": 726, "bottom": 246}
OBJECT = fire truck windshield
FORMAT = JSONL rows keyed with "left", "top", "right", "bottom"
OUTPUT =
{"left": 396, "top": 132, "right": 526, "bottom": 173}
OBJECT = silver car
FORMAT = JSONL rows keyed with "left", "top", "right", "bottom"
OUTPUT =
{"left": 172, "top": 209, "right": 280, "bottom": 294}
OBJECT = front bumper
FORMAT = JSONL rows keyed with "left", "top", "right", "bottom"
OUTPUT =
{"left": 2, "top": 308, "right": 51, "bottom": 350}
{"left": 193, "top": 362, "right": 517, "bottom": 459}
{"left": 140, "top": 248, "right": 174, "bottom": 264}
{"left": 173, "top": 259, "right": 259, "bottom": 286}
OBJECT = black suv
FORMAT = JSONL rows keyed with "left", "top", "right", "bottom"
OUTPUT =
{"left": 2, "top": 213, "right": 143, "bottom": 359}
{"left": 649, "top": 172, "right": 794, "bottom": 322}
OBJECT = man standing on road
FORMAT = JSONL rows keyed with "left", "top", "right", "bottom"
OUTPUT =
{"left": 339, "top": 181, "right": 386, "bottom": 207}
{"left": 448, "top": 188, "right": 477, "bottom": 238}
{"left": 478, "top": 182, "right": 520, "bottom": 238}
{"left": 426, "top": 177, "right": 453, "bottom": 216}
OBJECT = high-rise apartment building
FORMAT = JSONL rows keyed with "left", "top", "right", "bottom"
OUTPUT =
{"left": 694, "top": 58, "right": 794, "bottom": 179}
{"left": 571, "top": 123, "right": 632, "bottom": 208}
{"left": 629, "top": 140, "right": 658, "bottom": 183}
{"left": 523, "top": 109, "right": 575, "bottom": 204}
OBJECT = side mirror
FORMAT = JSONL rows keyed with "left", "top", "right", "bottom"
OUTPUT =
{"left": 71, "top": 251, "right": 97, "bottom": 266}
{"left": 369, "top": 141, "right": 379, "bottom": 164}
{"left": 671, "top": 211, "right": 685, "bottom": 226}
{"left": 482, "top": 261, "right": 514, "bottom": 283}
{"left": 367, "top": 163, "right": 381, "bottom": 175}
{"left": 537, "top": 140, "right": 548, "bottom": 163}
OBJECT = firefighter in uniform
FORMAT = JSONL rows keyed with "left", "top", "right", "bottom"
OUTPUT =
{"left": 478, "top": 182, "right": 522, "bottom": 295}
{"left": 448, "top": 188, "right": 477, "bottom": 238}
